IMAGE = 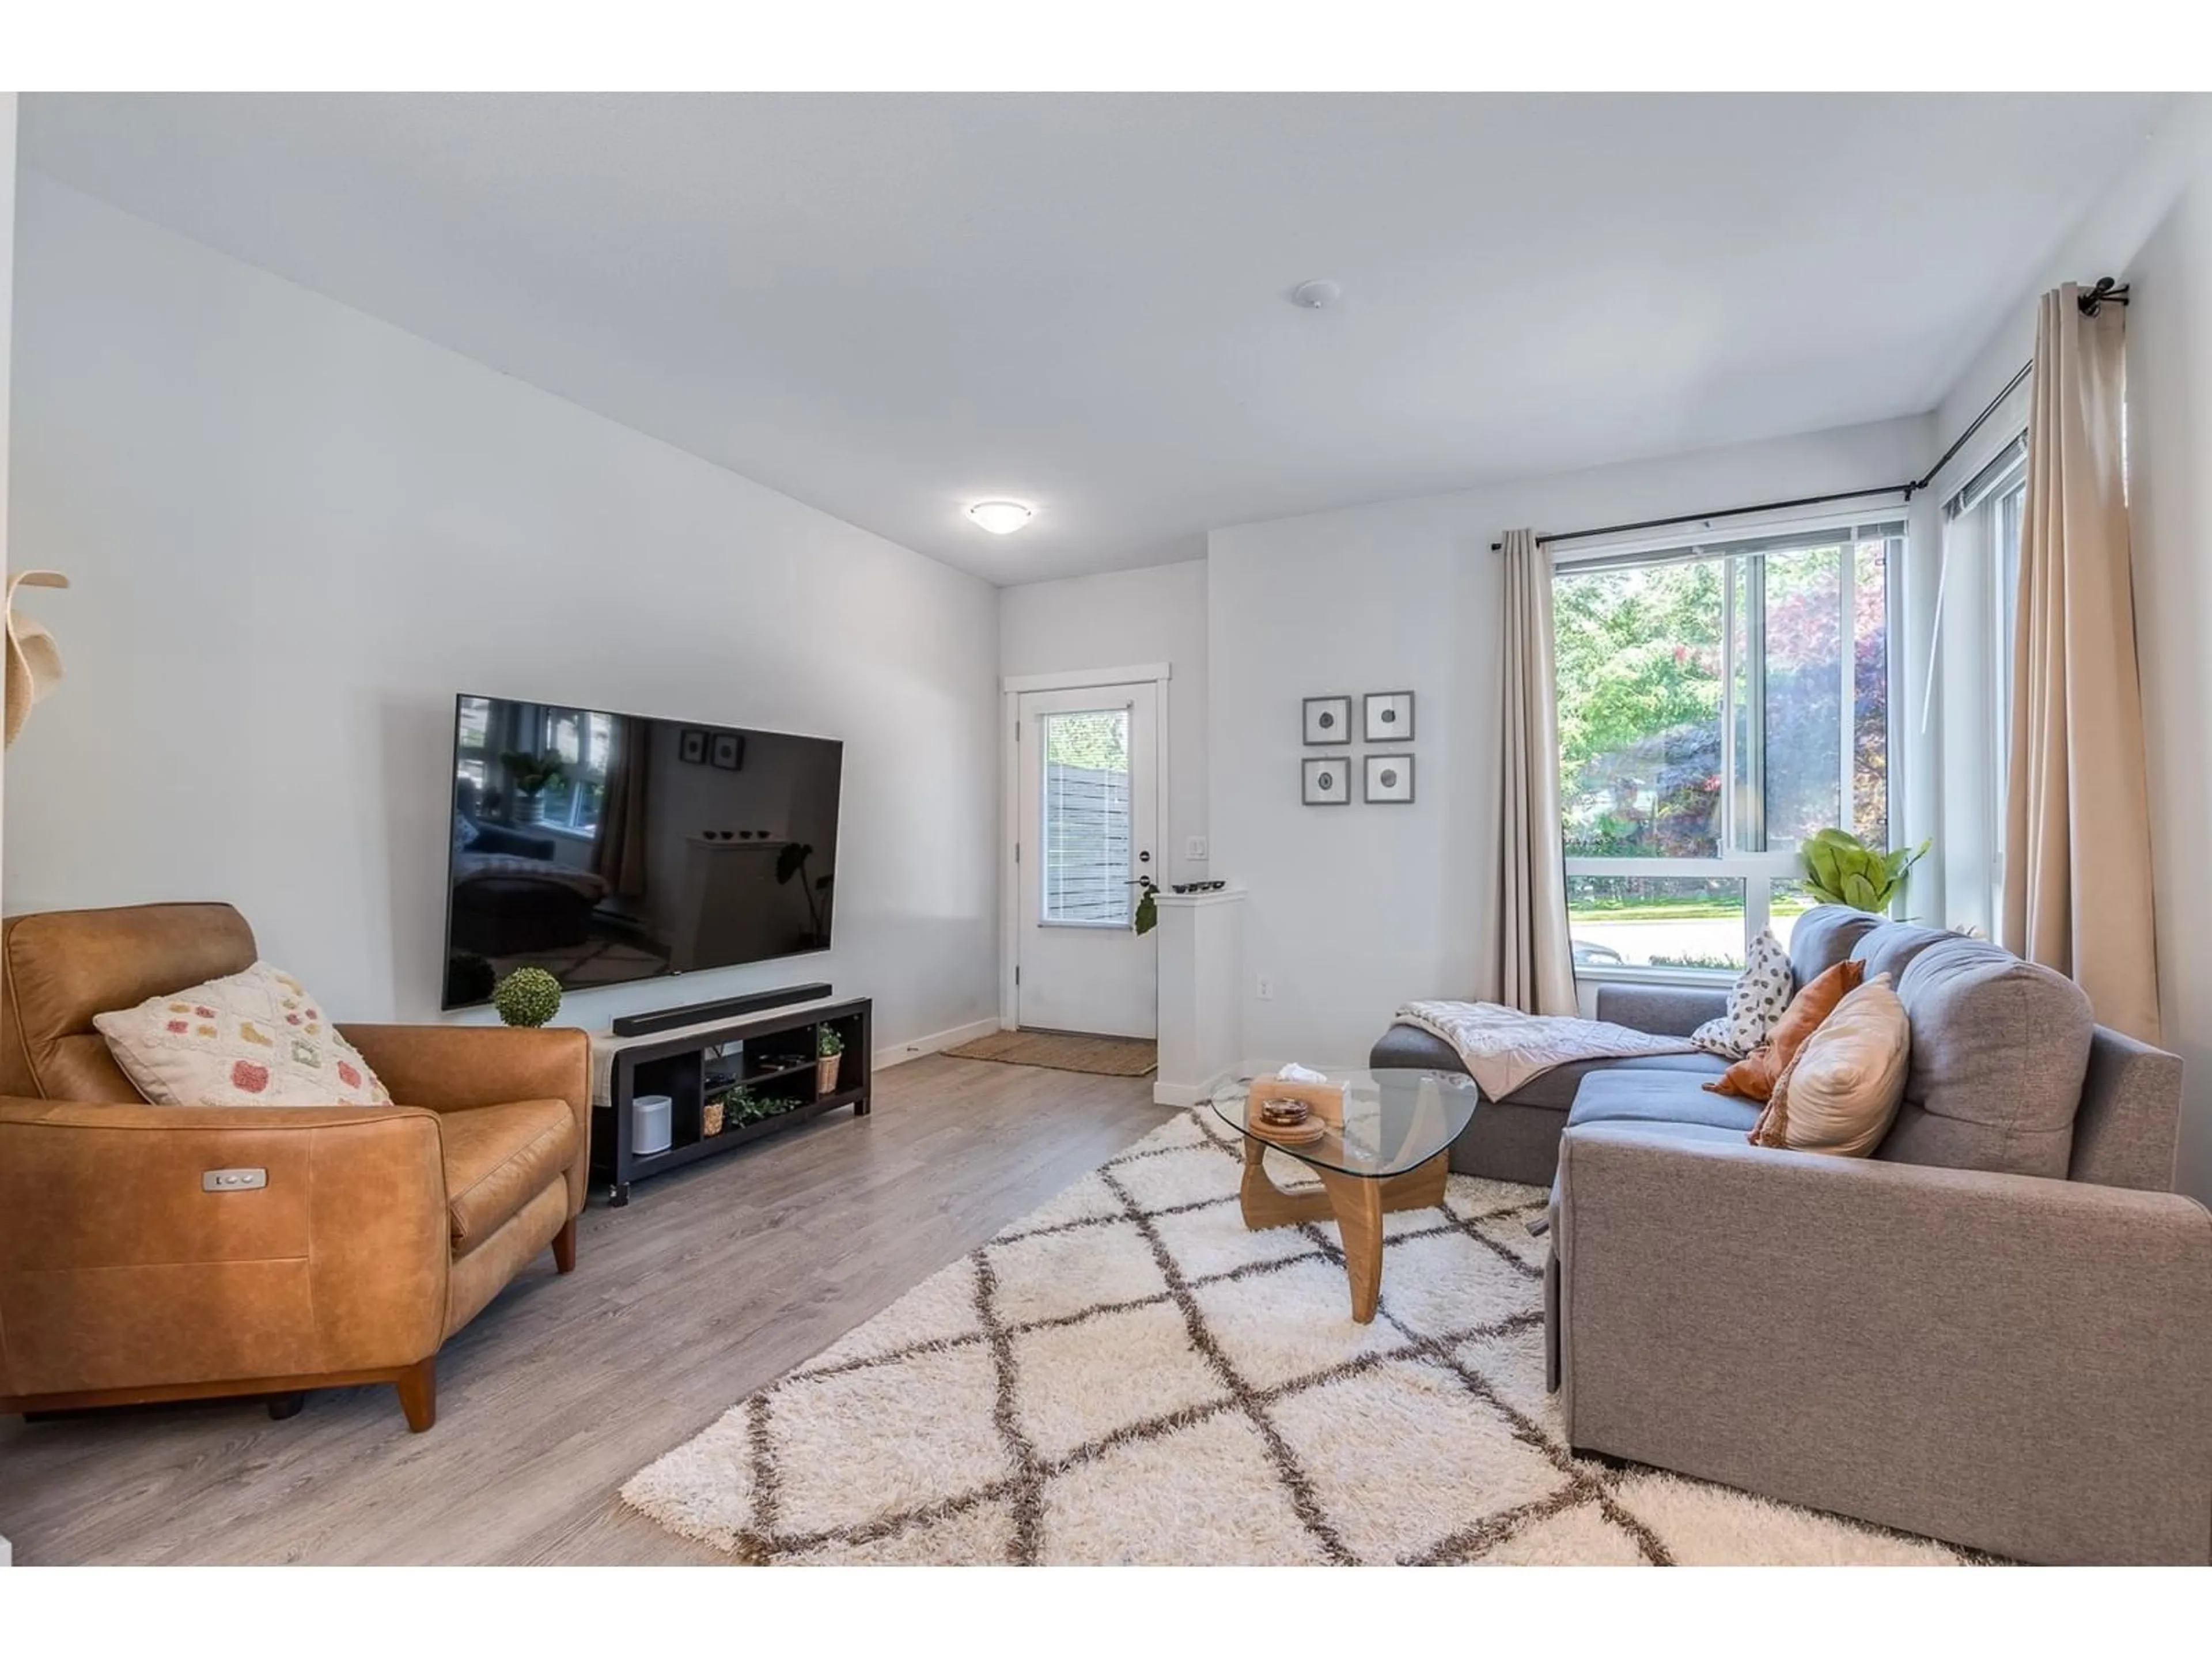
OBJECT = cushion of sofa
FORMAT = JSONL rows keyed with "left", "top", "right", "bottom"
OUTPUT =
{"left": 1751, "top": 974, "right": 1910, "bottom": 1156}
{"left": 1569, "top": 1069, "right": 1762, "bottom": 1136}
{"left": 1591, "top": 982, "right": 1730, "bottom": 1037}
{"left": 1370, "top": 1021, "right": 1467, "bottom": 1076}
{"left": 1849, "top": 922, "right": 1958, "bottom": 987}
{"left": 1510, "top": 1052, "right": 1730, "bottom": 1112}
{"left": 1368, "top": 1024, "right": 1730, "bottom": 1111}
{"left": 442, "top": 1097, "right": 579, "bottom": 1254}
{"left": 1876, "top": 935, "right": 2093, "bottom": 1179}
{"left": 1707, "top": 959, "right": 1866, "bottom": 1103}
{"left": 1785, "top": 907, "right": 1881, "bottom": 990}
{"left": 93, "top": 961, "right": 394, "bottom": 1108}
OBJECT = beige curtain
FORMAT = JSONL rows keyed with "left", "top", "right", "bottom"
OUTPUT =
{"left": 2003, "top": 284, "right": 2160, "bottom": 1040}
{"left": 592, "top": 716, "right": 653, "bottom": 899}
{"left": 1494, "top": 528, "right": 1578, "bottom": 1015}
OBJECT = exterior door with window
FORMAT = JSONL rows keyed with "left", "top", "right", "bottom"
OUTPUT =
{"left": 1014, "top": 684, "right": 1159, "bottom": 1037}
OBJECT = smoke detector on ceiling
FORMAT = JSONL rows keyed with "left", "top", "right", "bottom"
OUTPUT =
{"left": 1290, "top": 279, "right": 1342, "bottom": 309}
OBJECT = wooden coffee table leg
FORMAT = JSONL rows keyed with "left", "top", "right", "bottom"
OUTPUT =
{"left": 1239, "top": 1137, "right": 1333, "bottom": 1229}
{"left": 1382, "top": 1149, "right": 1449, "bottom": 1210}
{"left": 1313, "top": 1166, "right": 1387, "bottom": 1323}
{"left": 1237, "top": 1143, "right": 1447, "bottom": 1324}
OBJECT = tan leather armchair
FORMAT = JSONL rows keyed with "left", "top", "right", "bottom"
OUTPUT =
{"left": 0, "top": 902, "right": 590, "bottom": 1431}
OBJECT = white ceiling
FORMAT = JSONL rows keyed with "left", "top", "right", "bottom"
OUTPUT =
{"left": 20, "top": 92, "right": 2176, "bottom": 585}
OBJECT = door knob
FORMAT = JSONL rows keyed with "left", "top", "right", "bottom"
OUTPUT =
{"left": 1139, "top": 850, "right": 1151, "bottom": 863}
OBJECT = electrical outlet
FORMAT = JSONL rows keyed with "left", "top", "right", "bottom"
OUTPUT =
{"left": 1185, "top": 836, "right": 1209, "bottom": 861}
{"left": 1256, "top": 975, "right": 1274, "bottom": 1001}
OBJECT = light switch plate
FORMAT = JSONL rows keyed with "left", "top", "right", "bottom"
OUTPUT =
{"left": 1185, "top": 836, "right": 1209, "bottom": 861}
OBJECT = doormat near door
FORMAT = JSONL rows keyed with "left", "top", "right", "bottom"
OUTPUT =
{"left": 943, "top": 1029, "right": 1158, "bottom": 1077}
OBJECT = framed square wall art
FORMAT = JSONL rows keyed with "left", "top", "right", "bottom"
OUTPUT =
{"left": 1364, "top": 691, "right": 1415, "bottom": 743}
{"left": 1302, "top": 756, "right": 1350, "bottom": 805}
{"left": 1364, "top": 753, "right": 1415, "bottom": 804}
{"left": 709, "top": 731, "right": 746, "bottom": 771}
{"left": 1302, "top": 695, "right": 1352, "bottom": 745}
{"left": 678, "top": 728, "right": 708, "bottom": 765}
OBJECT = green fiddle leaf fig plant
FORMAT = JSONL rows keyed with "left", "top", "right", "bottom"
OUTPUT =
{"left": 1801, "top": 827, "right": 1929, "bottom": 914}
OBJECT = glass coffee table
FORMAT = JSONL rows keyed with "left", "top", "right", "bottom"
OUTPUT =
{"left": 1206, "top": 1067, "right": 1479, "bottom": 1323}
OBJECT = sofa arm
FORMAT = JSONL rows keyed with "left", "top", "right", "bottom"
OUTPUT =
{"left": 1554, "top": 1122, "right": 2212, "bottom": 1563}
{"left": 0, "top": 1097, "right": 449, "bottom": 1400}
{"left": 1591, "top": 982, "right": 1726, "bottom": 1036}
{"left": 340, "top": 1024, "right": 590, "bottom": 1214}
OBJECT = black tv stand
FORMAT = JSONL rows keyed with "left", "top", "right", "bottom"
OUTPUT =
{"left": 592, "top": 996, "right": 870, "bottom": 1206}
{"left": 609, "top": 980, "right": 834, "bottom": 1037}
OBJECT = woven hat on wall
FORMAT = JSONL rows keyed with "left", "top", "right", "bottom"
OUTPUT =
{"left": 4, "top": 571, "right": 70, "bottom": 749}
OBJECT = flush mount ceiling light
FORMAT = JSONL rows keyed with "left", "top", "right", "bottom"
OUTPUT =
{"left": 1290, "top": 279, "right": 1342, "bottom": 309}
{"left": 966, "top": 499, "right": 1034, "bottom": 535}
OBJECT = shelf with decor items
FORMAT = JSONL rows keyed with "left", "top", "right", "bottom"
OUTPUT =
{"left": 588, "top": 996, "right": 870, "bottom": 1206}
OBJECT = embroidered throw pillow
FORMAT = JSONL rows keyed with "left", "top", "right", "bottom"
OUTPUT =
{"left": 1749, "top": 974, "right": 1910, "bottom": 1156}
{"left": 1705, "top": 958, "right": 1866, "bottom": 1104}
{"left": 94, "top": 961, "right": 393, "bottom": 1108}
{"left": 1690, "top": 927, "right": 1793, "bottom": 1058}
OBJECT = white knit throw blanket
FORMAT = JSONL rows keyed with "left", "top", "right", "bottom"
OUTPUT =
{"left": 1392, "top": 999, "right": 1699, "bottom": 1100}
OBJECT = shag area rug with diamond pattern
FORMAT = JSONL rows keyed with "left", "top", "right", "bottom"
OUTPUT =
{"left": 622, "top": 1105, "right": 1978, "bottom": 1565}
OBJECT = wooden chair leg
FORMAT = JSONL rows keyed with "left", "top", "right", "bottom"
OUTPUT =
{"left": 552, "top": 1217, "right": 578, "bottom": 1275}
{"left": 395, "top": 1357, "right": 437, "bottom": 1433}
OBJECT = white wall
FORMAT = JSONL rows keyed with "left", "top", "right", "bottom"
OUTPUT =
{"left": 998, "top": 559, "right": 1209, "bottom": 885}
{"left": 1207, "top": 415, "right": 1933, "bottom": 1065}
{"left": 1931, "top": 96, "right": 2212, "bottom": 1204}
{"left": 3, "top": 175, "right": 1002, "bottom": 1048}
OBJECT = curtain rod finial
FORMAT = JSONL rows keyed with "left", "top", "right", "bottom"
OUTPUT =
{"left": 2079, "top": 276, "right": 2130, "bottom": 316}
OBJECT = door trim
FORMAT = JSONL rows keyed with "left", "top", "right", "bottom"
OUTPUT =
{"left": 1000, "top": 665, "right": 1172, "bottom": 1031}
{"left": 1002, "top": 662, "right": 1171, "bottom": 695}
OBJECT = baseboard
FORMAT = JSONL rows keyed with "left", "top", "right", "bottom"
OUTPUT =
{"left": 1153, "top": 1081, "right": 1205, "bottom": 1108}
{"left": 873, "top": 1017, "right": 1003, "bottom": 1073}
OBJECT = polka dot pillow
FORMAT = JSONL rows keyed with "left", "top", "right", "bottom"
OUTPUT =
{"left": 1691, "top": 927, "right": 1793, "bottom": 1059}
{"left": 94, "top": 961, "right": 393, "bottom": 1108}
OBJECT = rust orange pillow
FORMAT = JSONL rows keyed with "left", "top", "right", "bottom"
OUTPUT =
{"left": 1705, "top": 957, "right": 1865, "bottom": 1103}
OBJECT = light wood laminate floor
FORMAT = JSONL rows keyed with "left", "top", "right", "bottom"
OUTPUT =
{"left": 0, "top": 1056, "right": 1167, "bottom": 1564}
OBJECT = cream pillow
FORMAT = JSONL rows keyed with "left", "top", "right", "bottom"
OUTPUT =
{"left": 1749, "top": 972, "right": 1908, "bottom": 1157}
{"left": 94, "top": 961, "right": 393, "bottom": 1108}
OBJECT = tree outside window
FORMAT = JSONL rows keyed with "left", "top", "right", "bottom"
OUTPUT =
{"left": 1552, "top": 522, "right": 1899, "bottom": 972}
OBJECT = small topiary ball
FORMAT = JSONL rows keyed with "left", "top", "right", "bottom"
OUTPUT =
{"left": 493, "top": 967, "right": 563, "bottom": 1028}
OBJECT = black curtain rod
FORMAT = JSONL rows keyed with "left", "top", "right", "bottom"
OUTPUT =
{"left": 1488, "top": 278, "right": 2128, "bottom": 552}
{"left": 1485, "top": 484, "right": 1912, "bottom": 552}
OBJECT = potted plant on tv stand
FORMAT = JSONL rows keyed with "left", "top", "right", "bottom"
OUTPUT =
{"left": 817, "top": 1026, "right": 845, "bottom": 1096}
{"left": 499, "top": 749, "right": 566, "bottom": 824}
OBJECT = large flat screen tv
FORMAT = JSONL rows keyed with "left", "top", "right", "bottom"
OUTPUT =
{"left": 441, "top": 694, "right": 843, "bottom": 1010}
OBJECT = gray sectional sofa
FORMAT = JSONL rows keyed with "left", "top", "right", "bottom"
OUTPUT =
{"left": 1373, "top": 906, "right": 2212, "bottom": 1563}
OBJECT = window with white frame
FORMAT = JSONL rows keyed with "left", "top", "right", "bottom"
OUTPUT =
{"left": 1552, "top": 520, "right": 1902, "bottom": 974}
{"left": 456, "top": 698, "right": 612, "bottom": 836}
{"left": 1940, "top": 437, "right": 2027, "bottom": 932}
{"left": 533, "top": 705, "right": 612, "bottom": 835}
